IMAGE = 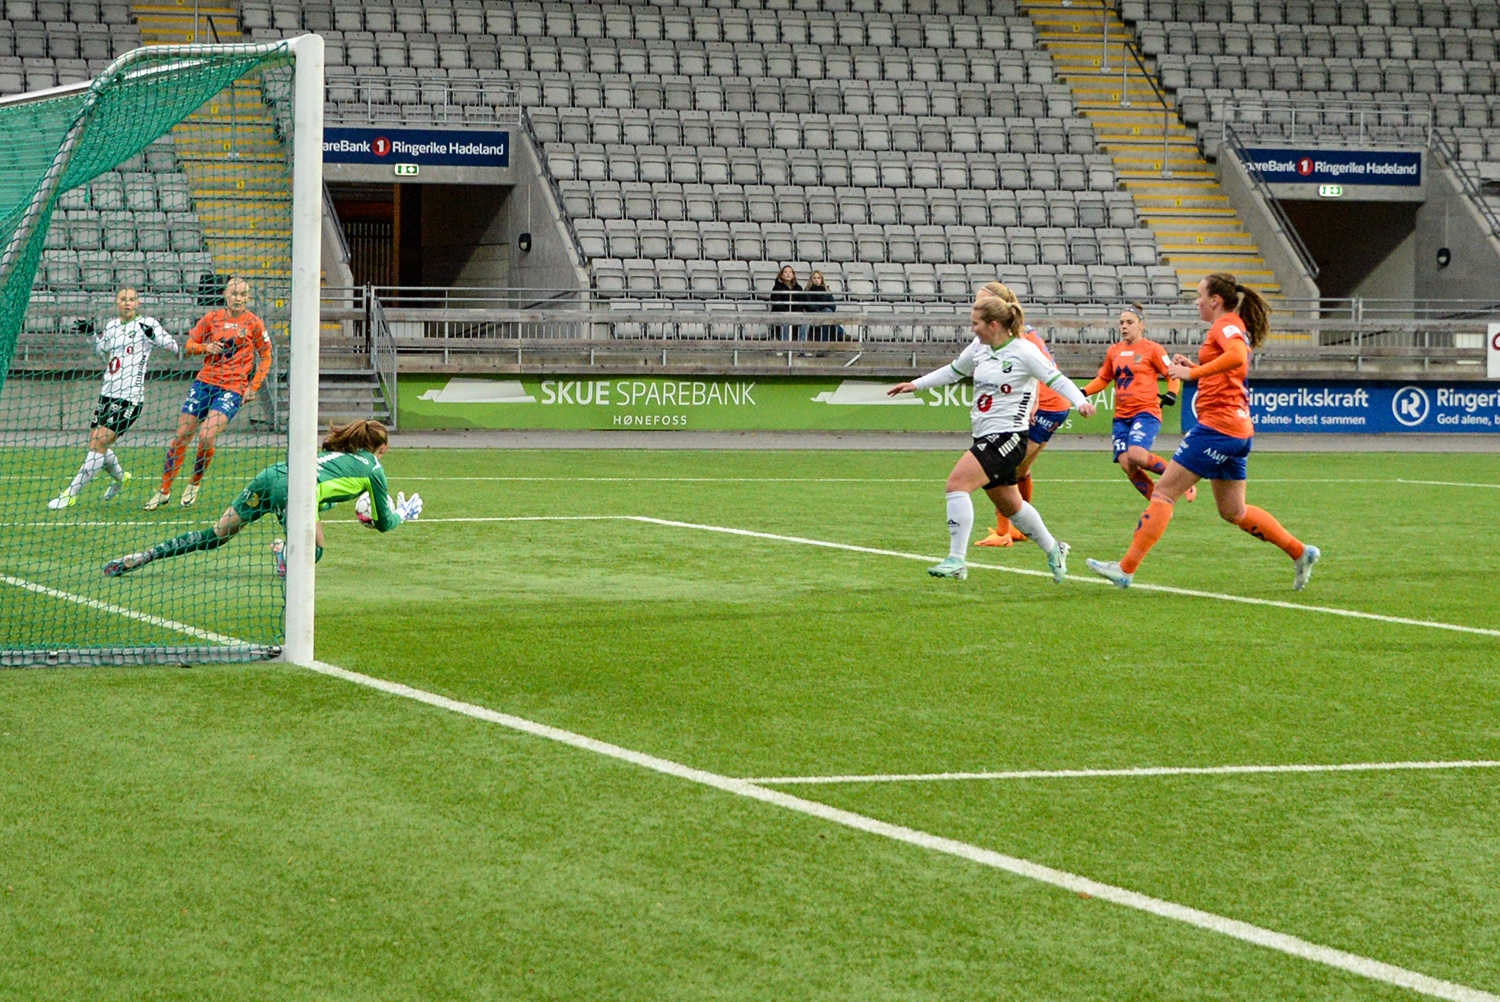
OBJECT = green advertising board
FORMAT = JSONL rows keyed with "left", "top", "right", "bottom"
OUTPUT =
{"left": 399, "top": 375, "right": 1180, "bottom": 435}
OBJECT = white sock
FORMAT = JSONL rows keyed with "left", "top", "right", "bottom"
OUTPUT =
{"left": 1009, "top": 501, "right": 1057, "bottom": 555}
{"left": 102, "top": 449, "right": 123, "bottom": 478}
{"left": 945, "top": 490, "right": 973, "bottom": 560}
{"left": 67, "top": 451, "right": 108, "bottom": 496}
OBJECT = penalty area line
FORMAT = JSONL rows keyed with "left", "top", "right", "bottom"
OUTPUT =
{"left": 746, "top": 759, "right": 1500, "bottom": 786}
{"left": 303, "top": 658, "right": 1499, "bottom": 1002}
{"left": 624, "top": 517, "right": 1500, "bottom": 640}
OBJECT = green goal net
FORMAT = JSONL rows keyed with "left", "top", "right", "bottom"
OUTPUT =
{"left": 0, "top": 41, "right": 310, "bottom": 665}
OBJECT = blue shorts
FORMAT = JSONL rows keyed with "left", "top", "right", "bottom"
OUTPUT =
{"left": 1173, "top": 424, "right": 1252, "bottom": 481}
{"left": 1028, "top": 408, "right": 1072, "bottom": 444}
{"left": 1112, "top": 413, "right": 1162, "bottom": 460}
{"left": 181, "top": 379, "right": 243, "bottom": 422}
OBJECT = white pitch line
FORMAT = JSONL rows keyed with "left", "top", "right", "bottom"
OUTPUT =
{"left": 7, "top": 569, "right": 1497, "bottom": 999}
{"left": 1396, "top": 478, "right": 1500, "bottom": 489}
{"left": 0, "top": 520, "right": 203, "bottom": 528}
{"left": 304, "top": 658, "right": 1500, "bottom": 1002}
{"left": 0, "top": 574, "right": 249, "bottom": 647}
{"left": 746, "top": 759, "right": 1500, "bottom": 786}
{"left": 622, "top": 517, "right": 1500, "bottom": 639}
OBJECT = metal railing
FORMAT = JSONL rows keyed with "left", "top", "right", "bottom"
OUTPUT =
{"left": 368, "top": 287, "right": 399, "bottom": 429}
{"left": 1220, "top": 100, "right": 1433, "bottom": 145}
{"left": 323, "top": 77, "right": 522, "bottom": 127}
{"left": 1114, "top": 5, "right": 1176, "bottom": 179}
{"left": 1428, "top": 128, "right": 1500, "bottom": 243}
{"left": 1220, "top": 123, "right": 1321, "bottom": 281}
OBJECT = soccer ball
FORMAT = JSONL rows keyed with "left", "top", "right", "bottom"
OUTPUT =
{"left": 354, "top": 492, "right": 375, "bottom": 527}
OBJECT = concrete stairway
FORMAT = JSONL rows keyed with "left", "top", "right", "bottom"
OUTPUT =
{"left": 1023, "top": 0, "right": 1280, "bottom": 297}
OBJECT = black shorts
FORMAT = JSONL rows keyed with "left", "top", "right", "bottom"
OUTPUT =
{"left": 91, "top": 395, "right": 142, "bottom": 435}
{"left": 969, "top": 431, "right": 1029, "bottom": 489}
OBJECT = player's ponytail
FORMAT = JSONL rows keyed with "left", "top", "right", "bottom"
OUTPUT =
{"left": 1203, "top": 271, "right": 1270, "bottom": 348}
{"left": 322, "top": 419, "right": 389, "bottom": 453}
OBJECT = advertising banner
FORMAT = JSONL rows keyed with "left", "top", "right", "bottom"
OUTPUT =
{"left": 323, "top": 128, "right": 510, "bottom": 167}
{"left": 1489, "top": 323, "right": 1500, "bottom": 380}
{"left": 1181, "top": 381, "right": 1500, "bottom": 433}
{"left": 399, "top": 375, "right": 1173, "bottom": 434}
{"left": 1242, "top": 148, "right": 1421, "bottom": 186}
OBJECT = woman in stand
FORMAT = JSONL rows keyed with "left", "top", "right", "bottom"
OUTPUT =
{"left": 888, "top": 296, "right": 1096, "bottom": 582}
{"left": 1087, "top": 273, "right": 1320, "bottom": 591}
{"left": 803, "top": 270, "right": 838, "bottom": 341}
{"left": 769, "top": 264, "right": 800, "bottom": 341}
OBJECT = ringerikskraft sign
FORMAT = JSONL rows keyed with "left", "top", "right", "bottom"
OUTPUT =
{"left": 1243, "top": 148, "right": 1421, "bottom": 186}
{"left": 1182, "top": 381, "right": 1500, "bottom": 433}
{"left": 323, "top": 128, "right": 510, "bottom": 167}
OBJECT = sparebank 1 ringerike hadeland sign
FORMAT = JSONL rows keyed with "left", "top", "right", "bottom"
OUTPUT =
{"left": 1181, "top": 381, "right": 1500, "bottom": 433}
{"left": 399, "top": 376, "right": 1164, "bottom": 433}
{"left": 322, "top": 128, "right": 509, "bottom": 167}
{"left": 1243, "top": 148, "right": 1421, "bottom": 186}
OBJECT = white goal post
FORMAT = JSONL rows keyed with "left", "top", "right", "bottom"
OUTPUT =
{"left": 283, "top": 32, "right": 324, "bottom": 668}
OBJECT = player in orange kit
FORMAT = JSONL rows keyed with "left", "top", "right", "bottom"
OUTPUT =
{"left": 1079, "top": 303, "right": 1194, "bottom": 501}
{"left": 143, "top": 276, "right": 272, "bottom": 510}
{"left": 972, "top": 282, "right": 1070, "bottom": 548}
{"left": 1087, "top": 273, "right": 1320, "bottom": 591}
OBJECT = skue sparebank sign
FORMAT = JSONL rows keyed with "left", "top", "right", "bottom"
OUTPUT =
{"left": 1182, "top": 381, "right": 1500, "bottom": 433}
{"left": 323, "top": 128, "right": 509, "bottom": 167}
{"left": 1243, "top": 148, "right": 1421, "bottom": 186}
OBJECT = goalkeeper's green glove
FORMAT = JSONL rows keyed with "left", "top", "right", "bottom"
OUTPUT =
{"left": 1159, "top": 391, "right": 1178, "bottom": 408}
{"left": 395, "top": 491, "right": 423, "bottom": 522}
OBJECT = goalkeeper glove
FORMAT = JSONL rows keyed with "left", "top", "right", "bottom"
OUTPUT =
{"left": 395, "top": 491, "right": 423, "bottom": 522}
{"left": 1158, "top": 391, "right": 1178, "bottom": 407}
{"left": 73, "top": 319, "right": 96, "bottom": 338}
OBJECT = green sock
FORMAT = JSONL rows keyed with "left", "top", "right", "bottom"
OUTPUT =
{"left": 315, "top": 545, "right": 323, "bottom": 563}
{"left": 149, "top": 528, "right": 228, "bottom": 561}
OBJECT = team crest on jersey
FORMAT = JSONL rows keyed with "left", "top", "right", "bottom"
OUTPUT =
{"left": 1001, "top": 360, "right": 1014, "bottom": 372}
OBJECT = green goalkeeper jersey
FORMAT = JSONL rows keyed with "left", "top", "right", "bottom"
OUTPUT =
{"left": 232, "top": 449, "right": 404, "bottom": 531}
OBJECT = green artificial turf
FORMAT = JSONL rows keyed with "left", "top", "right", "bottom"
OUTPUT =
{"left": 2, "top": 447, "right": 1498, "bottom": 1000}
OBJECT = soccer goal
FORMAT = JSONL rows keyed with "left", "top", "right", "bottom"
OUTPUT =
{"left": 0, "top": 37, "right": 323, "bottom": 667}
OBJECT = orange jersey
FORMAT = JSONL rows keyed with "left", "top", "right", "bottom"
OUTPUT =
{"left": 1096, "top": 338, "right": 1171, "bottom": 420}
{"left": 1022, "top": 328, "right": 1070, "bottom": 412}
{"left": 186, "top": 309, "right": 272, "bottom": 395}
{"left": 1194, "top": 313, "right": 1254, "bottom": 438}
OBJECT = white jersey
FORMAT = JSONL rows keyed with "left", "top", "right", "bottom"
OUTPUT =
{"left": 914, "top": 336, "right": 1088, "bottom": 438}
{"left": 93, "top": 316, "right": 178, "bottom": 404}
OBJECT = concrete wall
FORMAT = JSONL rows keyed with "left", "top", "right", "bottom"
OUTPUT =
{"left": 1217, "top": 148, "right": 1321, "bottom": 307}
{"left": 1354, "top": 228, "right": 1415, "bottom": 301}
{"left": 1413, "top": 166, "right": 1500, "bottom": 303}
{"left": 501, "top": 131, "right": 588, "bottom": 300}
{"left": 419, "top": 184, "right": 510, "bottom": 287}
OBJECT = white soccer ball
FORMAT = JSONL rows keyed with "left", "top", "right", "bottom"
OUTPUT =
{"left": 354, "top": 492, "right": 375, "bottom": 527}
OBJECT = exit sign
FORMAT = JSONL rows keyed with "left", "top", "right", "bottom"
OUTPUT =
{"left": 1318, "top": 184, "right": 1343, "bottom": 197}
{"left": 394, "top": 163, "right": 420, "bottom": 176}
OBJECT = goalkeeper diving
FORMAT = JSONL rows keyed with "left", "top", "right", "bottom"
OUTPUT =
{"left": 103, "top": 419, "right": 422, "bottom": 578}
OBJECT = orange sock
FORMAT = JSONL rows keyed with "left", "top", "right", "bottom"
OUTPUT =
{"left": 1121, "top": 497, "right": 1175, "bottom": 574}
{"left": 1234, "top": 505, "right": 1305, "bottom": 559}
{"left": 190, "top": 445, "right": 216, "bottom": 485}
{"left": 160, "top": 441, "right": 186, "bottom": 492}
{"left": 1145, "top": 453, "right": 1169, "bottom": 475}
{"left": 994, "top": 513, "right": 1013, "bottom": 535}
{"left": 1018, "top": 474, "right": 1033, "bottom": 502}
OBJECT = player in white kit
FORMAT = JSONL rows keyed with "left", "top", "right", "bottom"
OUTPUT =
{"left": 46, "top": 287, "right": 178, "bottom": 509}
{"left": 887, "top": 296, "right": 1096, "bottom": 581}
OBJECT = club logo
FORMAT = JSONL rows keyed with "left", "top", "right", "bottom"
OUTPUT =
{"left": 1296, "top": 156, "right": 1315, "bottom": 176}
{"left": 372, "top": 136, "right": 392, "bottom": 157}
{"left": 1391, "top": 385, "right": 1429, "bottom": 426}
